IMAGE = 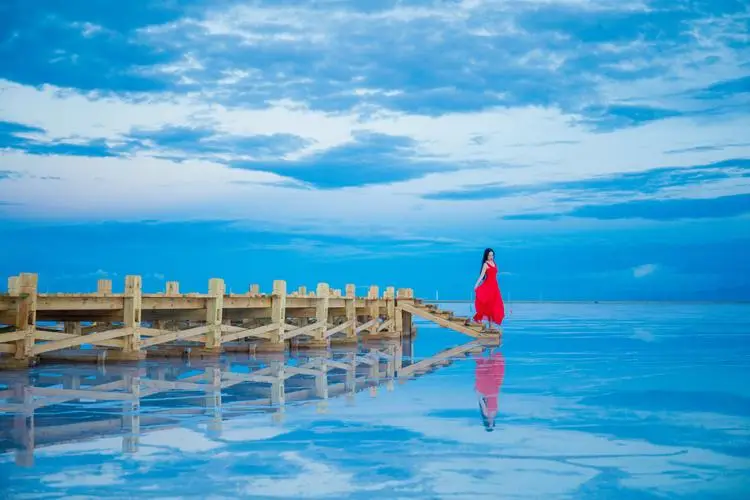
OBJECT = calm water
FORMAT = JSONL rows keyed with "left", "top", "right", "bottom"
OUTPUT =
{"left": 1, "top": 303, "right": 749, "bottom": 499}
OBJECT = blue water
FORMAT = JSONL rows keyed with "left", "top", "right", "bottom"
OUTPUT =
{"left": 1, "top": 303, "right": 749, "bottom": 499}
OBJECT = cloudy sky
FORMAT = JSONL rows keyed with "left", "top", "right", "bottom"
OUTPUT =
{"left": 0, "top": 0, "right": 748, "bottom": 299}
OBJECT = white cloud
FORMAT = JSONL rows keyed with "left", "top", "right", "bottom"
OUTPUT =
{"left": 633, "top": 264, "right": 658, "bottom": 278}
{"left": 1, "top": 0, "right": 748, "bottom": 242}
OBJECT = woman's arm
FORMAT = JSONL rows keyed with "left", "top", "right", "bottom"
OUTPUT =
{"left": 474, "top": 263, "right": 488, "bottom": 289}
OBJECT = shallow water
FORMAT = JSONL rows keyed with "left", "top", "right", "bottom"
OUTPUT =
{"left": 1, "top": 302, "right": 749, "bottom": 499}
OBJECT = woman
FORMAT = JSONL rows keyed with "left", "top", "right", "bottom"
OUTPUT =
{"left": 471, "top": 248, "right": 505, "bottom": 330}
{"left": 475, "top": 348, "right": 505, "bottom": 432}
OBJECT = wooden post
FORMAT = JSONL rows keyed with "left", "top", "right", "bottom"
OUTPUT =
{"left": 8, "top": 276, "right": 19, "bottom": 295}
{"left": 122, "top": 275, "right": 142, "bottom": 357}
{"left": 367, "top": 285, "right": 380, "bottom": 333}
{"left": 298, "top": 285, "right": 306, "bottom": 296}
{"left": 264, "top": 280, "right": 286, "bottom": 352}
{"left": 249, "top": 284, "right": 260, "bottom": 296}
{"left": 205, "top": 278, "right": 224, "bottom": 351}
{"left": 333, "top": 284, "right": 357, "bottom": 345}
{"left": 376, "top": 286, "right": 398, "bottom": 339}
{"left": 166, "top": 281, "right": 180, "bottom": 295}
{"left": 396, "top": 288, "right": 413, "bottom": 337}
{"left": 97, "top": 279, "right": 112, "bottom": 295}
{"left": 13, "top": 273, "right": 38, "bottom": 363}
{"left": 307, "top": 283, "right": 329, "bottom": 349}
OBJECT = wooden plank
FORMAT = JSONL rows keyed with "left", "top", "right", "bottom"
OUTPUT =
{"left": 0, "top": 331, "right": 26, "bottom": 343}
{"left": 140, "top": 325, "right": 209, "bottom": 348}
{"left": 324, "top": 320, "right": 353, "bottom": 338}
{"left": 0, "top": 343, "right": 16, "bottom": 353}
{"left": 36, "top": 296, "right": 124, "bottom": 311}
{"left": 32, "top": 328, "right": 131, "bottom": 355}
{"left": 0, "top": 296, "right": 16, "bottom": 311}
{"left": 355, "top": 318, "right": 379, "bottom": 334}
{"left": 220, "top": 323, "right": 277, "bottom": 344}
{"left": 138, "top": 327, "right": 172, "bottom": 337}
{"left": 282, "top": 321, "right": 326, "bottom": 340}
{"left": 141, "top": 297, "right": 209, "bottom": 310}
{"left": 34, "top": 330, "right": 125, "bottom": 348}
{"left": 377, "top": 318, "right": 394, "bottom": 332}
{"left": 399, "top": 302, "right": 484, "bottom": 338}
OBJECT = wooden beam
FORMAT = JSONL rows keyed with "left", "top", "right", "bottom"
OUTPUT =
{"left": 283, "top": 321, "right": 326, "bottom": 340}
{"left": 324, "top": 320, "right": 353, "bottom": 339}
{"left": 140, "top": 325, "right": 209, "bottom": 348}
{"left": 32, "top": 328, "right": 132, "bottom": 355}
{"left": 356, "top": 318, "right": 379, "bottom": 334}
{"left": 220, "top": 323, "right": 276, "bottom": 344}
{"left": 34, "top": 330, "right": 125, "bottom": 349}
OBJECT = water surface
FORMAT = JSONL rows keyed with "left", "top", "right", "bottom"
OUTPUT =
{"left": 1, "top": 302, "right": 749, "bottom": 499}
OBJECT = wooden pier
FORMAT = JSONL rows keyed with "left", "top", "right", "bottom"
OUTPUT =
{"left": 0, "top": 337, "right": 499, "bottom": 466}
{"left": 0, "top": 273, "right": 499, "bottom": 370}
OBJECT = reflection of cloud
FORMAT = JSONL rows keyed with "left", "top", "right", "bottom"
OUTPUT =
{"left": 631, "top": 327, "right": 656, "bottom": 342}
{"left": 633, "top": 263, "right": 657, "bottom": 278}
{"left": 219, "top": 424, "right": 288, "bottom": 442}
{"left": 42, "top": 463, "right": 124, "bottom": 487}
{"left": 240, "top": 451, "right": 407, "bottom": 497}
{"left": 139, "top": 428, "right": 221, "bottom": 453}
{"left": 420, "top": 457, "right": 598, "bottom": 498}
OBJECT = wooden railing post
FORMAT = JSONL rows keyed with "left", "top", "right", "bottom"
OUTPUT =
{"left": 205, "top": 278, "right": 224, "bottom": 350}
{"left": 307, "top": 283, "right": 329, "bottom": 349}
{"left": 123, "top": 275, "right": 142, "bottom": 355}
{"left": 396, "top": 288, "right": 413, "bottom": 336}
{"left": 266, "top": 280, "right": 286, "bottom": 351}
{"left": 249, "top": 284, "right": 260, "bottom": 296}
{"left": 13, "top": 273, "right": 38, "bottom": 363}
{"left": 332, "top": 284, "right": 357, "bottom": 345}
{"left": 166, "top": 281, "right": 180, "bottom": 296}
{"left": 367, "top": 285, "right": 380, "bottom": 333}
{"left": 97, "top": 279, "right": 112, "bottom": 295}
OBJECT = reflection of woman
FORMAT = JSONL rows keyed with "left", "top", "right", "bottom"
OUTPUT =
{"left": 475, "top": 349, "right": 505, "bottom": 431}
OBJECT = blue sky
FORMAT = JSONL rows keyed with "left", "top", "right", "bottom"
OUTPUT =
{"left": 0, "top": 0, "right": 748, "bottom": 300}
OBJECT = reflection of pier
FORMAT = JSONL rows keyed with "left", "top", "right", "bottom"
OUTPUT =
{"left": 0, "top": 337, "right": 498, "bottom": 466}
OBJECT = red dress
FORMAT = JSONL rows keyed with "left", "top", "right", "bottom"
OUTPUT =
{"left": 474, "top": 263, "right": 505, "bottom": 325}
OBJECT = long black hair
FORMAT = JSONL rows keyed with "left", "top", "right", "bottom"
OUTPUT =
{"left": 480, "top": 248, "right": 494, "bottom": 274}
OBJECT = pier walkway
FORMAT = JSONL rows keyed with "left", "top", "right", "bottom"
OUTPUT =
{"left": 0, "top": 273, "right": 500, "bottom": 369}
